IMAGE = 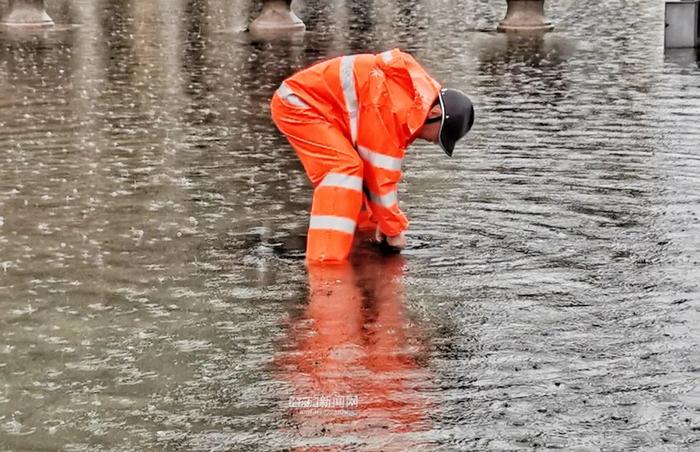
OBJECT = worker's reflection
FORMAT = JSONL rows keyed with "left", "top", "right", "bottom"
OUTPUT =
{"left": 281, "top": 249, "right": 432, "bottom": 442}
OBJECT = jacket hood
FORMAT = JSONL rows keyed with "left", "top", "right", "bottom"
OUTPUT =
{"left": 376, "top": 49, "right": 441, "bottom": 141}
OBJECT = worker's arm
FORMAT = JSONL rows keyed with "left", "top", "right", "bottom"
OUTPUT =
{"left": 358, "top": 144, "right": 408, "bottom": 239}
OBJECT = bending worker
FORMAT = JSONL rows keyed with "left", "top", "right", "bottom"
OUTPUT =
{"left": 271, "top": 48, "right": 475, "bottom": 262}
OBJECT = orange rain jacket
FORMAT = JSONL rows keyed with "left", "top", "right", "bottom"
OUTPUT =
{"left": 279, "top": 48, "right": 442, "bottom": 237}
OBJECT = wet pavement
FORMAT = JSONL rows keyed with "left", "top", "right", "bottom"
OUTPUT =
{"left": 1, "top": 0, "right": 699, "bottom": 450}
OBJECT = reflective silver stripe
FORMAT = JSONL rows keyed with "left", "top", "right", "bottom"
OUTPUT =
{"left": 381, "top": 50, "right": 393, "bottom": 63}
{"left": 340, "top": 56, "right": 358, "bottom": 145}
{"left": 277, "top": 82, "right": 309, "bottom": 108}
{"left": 309, "top": 215, "right": 356, "bottom": 234}
{"left": 368, "top": 190, "right": 398, "bottom": 208}
{"left": 319, "top": 173, "right": 363, "bottom": 191}
{"left": 357, "top": 145, "right": 403, "bottom": 171}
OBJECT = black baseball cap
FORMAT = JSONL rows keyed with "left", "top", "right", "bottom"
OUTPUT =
{"left": 433, "top": 88, "right": 475, "bottom": 157}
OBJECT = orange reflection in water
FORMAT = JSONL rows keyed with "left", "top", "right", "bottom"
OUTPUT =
{"left": 279, "top": 250, "right": 434, "bottom": 448}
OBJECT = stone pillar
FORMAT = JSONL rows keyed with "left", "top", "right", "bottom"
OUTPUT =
{"left": 249, "top": 0, "right": 305, "bottom": 34}
{"left": 1, "top": 0, "right": 54, "bottom": 26}
{"left": 498, "top": 0, "right": 553, "bottom": 32}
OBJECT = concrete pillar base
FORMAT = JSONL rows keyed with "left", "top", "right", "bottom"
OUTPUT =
{"left": 249, "top": 0, "right": 305, "bottom": 33}
{"left": 498, "top": 0, "right": 553, "bottom": 32}
{"left": 1, "top": 0, "right": 54, "bottom": 27}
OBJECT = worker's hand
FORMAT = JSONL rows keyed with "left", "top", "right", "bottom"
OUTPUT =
{"left": 385, "top": 232, "right": 406, "bottom": 250}
{"left": 374, "top": 224, "right": 385, "bottom": 243}
{"left": 374, "top": 225, "right": 406, "bottom": 250}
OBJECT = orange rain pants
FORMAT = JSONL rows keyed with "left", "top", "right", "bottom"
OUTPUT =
{"left": 271, "top": 93, "right": 371, "bottom": 262}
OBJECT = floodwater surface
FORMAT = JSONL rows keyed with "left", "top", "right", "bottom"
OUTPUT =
{"left": 1, "top": 0, "right": 699, "bottom": 450}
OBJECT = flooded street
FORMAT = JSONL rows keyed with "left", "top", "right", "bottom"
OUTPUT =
{"left": 1, "top": 0, "right": 699, "bottom": 450}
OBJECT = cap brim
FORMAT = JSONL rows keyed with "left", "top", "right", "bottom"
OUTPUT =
{"left": 436, "top": 91, "right": 454, "bottom": 157}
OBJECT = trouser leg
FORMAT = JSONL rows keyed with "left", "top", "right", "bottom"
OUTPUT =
{"left": 271, "top": 95, "right": 364, "bottom": 262}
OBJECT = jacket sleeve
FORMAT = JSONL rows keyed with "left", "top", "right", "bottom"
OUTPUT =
{"left": 353, "top": 49, "right": 441, "bottom": 238}
{"left": 359, "top": 144, "right": 408, "bottom": 237}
